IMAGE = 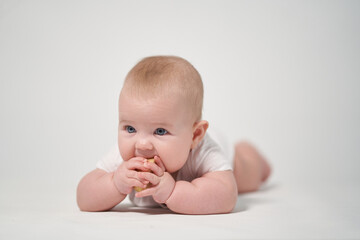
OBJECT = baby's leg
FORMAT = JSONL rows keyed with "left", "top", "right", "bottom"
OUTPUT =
{"left": 233, "top": 141, "right": 271, "bottom": 193}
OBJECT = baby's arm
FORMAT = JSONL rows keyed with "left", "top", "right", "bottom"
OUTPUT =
{"left": 77, "top": 169, "right": 126, "bottom": 211}
{"left": 136, "top": 169, "right": 238, "bottom": 214}
{"left": 77, "top": 157, "right": 153, "bottom": 211}
{"left": 166, "top": 170, "right": 238, "bottom": 214}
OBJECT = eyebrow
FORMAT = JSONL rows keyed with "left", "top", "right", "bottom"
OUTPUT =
{"left": 119, "top": 119, "right": 174, "bottom": 128}
{"left": 150, "top": 122, "right": 174, "bottom": 128}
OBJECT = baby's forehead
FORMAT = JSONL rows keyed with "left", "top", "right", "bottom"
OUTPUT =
{"left": 118, "top": 89, "right": 196, "bottom": 125}
{"left": 120, "top": 88, "right": 185, "bottom": 108}
{"left": 121, "top": 80, "right": 185, "bottom": 99}
{"left": 120, "top": 86, "right": 197, "bottom": 115}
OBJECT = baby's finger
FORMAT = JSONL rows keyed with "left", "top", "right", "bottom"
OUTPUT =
{"left": 154, "top": 156, "right": 166, "bottom": 172}
{"left": 126, "top": 170, "right": 143, "bottom": 179}
{"left": 138, "top": 172, "right": 160, "bottom": 186}
{"left": 135, "top": 187, "right": 156, "bottom": 198}
{"left": 126, "top": 158, "right": 148, "bottom": 171}
{"left": 126, "top": 171, "right": 150, "bottom": 184}
{"left": 144, "top": 160, "right": 164, "bottom": 177}
{"left": 127, "top": 178, "right": 148, "bottom": 190}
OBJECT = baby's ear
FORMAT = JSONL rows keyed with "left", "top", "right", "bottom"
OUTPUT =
{"left": 191, "top": 120, "right": 209, "bottom": 149}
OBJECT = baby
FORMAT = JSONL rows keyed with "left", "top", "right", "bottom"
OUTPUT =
{"left": 77, "top": 56, "right": 271, "bottom": 214}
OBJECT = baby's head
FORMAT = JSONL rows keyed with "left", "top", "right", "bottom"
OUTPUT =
{"left": 121, "top": 55, "right": 203, "bottom": 121}
{"left": 118, "top": 56, "right": 208, "bottom": 172}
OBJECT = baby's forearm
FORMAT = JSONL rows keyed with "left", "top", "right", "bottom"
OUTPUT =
{"left": 77, "top": 169, "right": 126, "bottom": 211}
{"left": 165, "top": 171, "right": 238, "bottom": 214}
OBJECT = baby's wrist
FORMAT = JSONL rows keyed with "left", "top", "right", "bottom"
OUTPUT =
{"left": 162, "top": 173, "right": 176, "bottom": 204}
{"left": 152, "top": 172, "right": 175, "bottom": 204}
{"left": 111, "top": 172, "right": 127, "bottom": 196}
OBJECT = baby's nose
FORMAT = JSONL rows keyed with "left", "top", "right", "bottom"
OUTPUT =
{"left": 135, "top": 137, "right": 154, "bottom": 151}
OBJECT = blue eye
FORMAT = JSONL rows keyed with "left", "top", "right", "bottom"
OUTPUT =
{"left": 154, "top": 128, "right": 168, "bottom": 136}
{"left": 125, "top": 126, "right": 136, "bottom": 133}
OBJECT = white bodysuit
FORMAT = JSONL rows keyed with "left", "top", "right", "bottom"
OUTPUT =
{"left": 96, "top": 130, "right": 233, "bottom": 207}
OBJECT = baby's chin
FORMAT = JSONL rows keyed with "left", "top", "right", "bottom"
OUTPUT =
{"left": 164, "top": 164, "right": 185, "bottom": 174}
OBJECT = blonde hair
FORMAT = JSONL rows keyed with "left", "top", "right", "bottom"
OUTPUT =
{"left": 121, "top": 56, "right": 204, "bottom": 121}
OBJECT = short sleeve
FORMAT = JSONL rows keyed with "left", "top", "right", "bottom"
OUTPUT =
{"left": 96, "top": 144, "right": 123, "bottom": 172}
{"left": 191, "top": 133, "right": 233, "bottom": 178}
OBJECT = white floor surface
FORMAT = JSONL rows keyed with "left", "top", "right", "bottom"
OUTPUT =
{"left": 1, "top": 178, "right": 359, "bottom": 240}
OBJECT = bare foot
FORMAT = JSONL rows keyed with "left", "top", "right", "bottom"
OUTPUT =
{"left": 233, "top": 141, "right": 271, "bottom": 193}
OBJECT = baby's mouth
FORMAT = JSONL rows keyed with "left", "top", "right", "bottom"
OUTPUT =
{"left": 135, "top": 154, "right": 155, "bottom": 160}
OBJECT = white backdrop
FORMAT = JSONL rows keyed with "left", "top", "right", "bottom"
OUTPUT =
{"left": 1, "top": 1, "right": 359, "bottom": 239}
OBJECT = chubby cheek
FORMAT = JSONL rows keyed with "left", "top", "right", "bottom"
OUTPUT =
{"left": 161, "top": 141, "right": 192, "bottom": 173}
{"left": 118, "top": 135, "right": 133, "bottom": 161}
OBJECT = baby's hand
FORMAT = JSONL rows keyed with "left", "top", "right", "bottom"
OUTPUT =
{"left": 135, "top": 157, "right": 175, "bottom": 203}
{"left": 133, "top": 157, "right": 165, "bottom": 192}
{"left": 113, "top": 157, "right": 153, "bottom": 195}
